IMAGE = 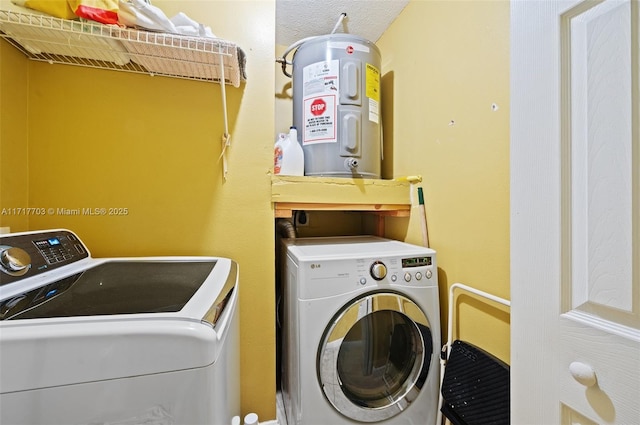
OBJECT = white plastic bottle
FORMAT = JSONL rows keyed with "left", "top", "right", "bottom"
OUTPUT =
{"left": 274, "top": 127, "right": 304, "bottom": 176}
{"left": 283, "top": 126, "right": 305, "bottom": 176}
{"left": 273, "top": 132, "right": 287, "bottom": 175}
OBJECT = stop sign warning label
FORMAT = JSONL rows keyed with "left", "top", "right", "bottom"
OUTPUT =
{"left": 310, "top": 98, "right": 326, "bottom": 116}
{"left": 303, "top": 95, "right": 336, "bottom": 144}
{"left": 301, "top": 59, "right": 338, "bottom": 145}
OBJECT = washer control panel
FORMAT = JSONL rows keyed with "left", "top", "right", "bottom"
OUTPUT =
{"left": 400, "top": 255, "right": 434, "bottom": 282}
{"left": 356, "top": 254, "right": 436, "bottom": 288}
{"left": 291, "top": 237, "right": 438, "bottom": 300}
{"left": 0, "top": 230, "right": 89, "bottom": 286}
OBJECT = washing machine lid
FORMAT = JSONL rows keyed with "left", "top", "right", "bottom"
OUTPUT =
{"left": 0, "top": 230, "right": 240, "bottom": 393}
{"left": 1, "top": 260, "right": 216, "bottom": 320}
{"left": 0, "top": 257, "right": 239, "bottom": 393}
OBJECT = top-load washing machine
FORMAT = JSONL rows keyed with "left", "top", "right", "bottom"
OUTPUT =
{"left": 281, "top": 236, "right": 440, "bottom": 425}
{"left": 0, "top": 229, "right": 240, "bottom": 425}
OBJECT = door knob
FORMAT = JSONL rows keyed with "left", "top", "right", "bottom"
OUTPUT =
{"left": 569, "top": 361, "right": 597, "bottom": 387}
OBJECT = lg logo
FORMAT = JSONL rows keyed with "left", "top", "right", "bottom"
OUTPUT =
{"left": 310, "top": 264, "right": 321, "bottom": 269}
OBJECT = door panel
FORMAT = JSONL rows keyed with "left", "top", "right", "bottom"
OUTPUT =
{"left": 562, "top": 405, "right": 600, "bottom": 425}
{"left": 511, "top": 0, "right": 640, "bottom": 423}
{"left": 563, "top": 0, "right": 637, "bottom": 325}
{"left": 559, "top": 314, "right": 639, "bottom": 424}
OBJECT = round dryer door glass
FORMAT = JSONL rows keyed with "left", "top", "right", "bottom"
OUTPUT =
{"left": 318, "top": 292, "right": 433, "bottom": 422}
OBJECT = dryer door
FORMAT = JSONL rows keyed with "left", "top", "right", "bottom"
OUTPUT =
{"left": 317, "top": 292, "right": 433, "bottom": 422}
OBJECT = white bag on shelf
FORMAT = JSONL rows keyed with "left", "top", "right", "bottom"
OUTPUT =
{"left": 117, "top": 0, "right": 215, "bottom": 37}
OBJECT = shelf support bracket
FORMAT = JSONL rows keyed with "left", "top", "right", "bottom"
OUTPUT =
{"left": 219, "top": 53, "right": 231, "bottom": 181}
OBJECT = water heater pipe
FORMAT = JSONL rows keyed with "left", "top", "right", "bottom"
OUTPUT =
{"left": 276, "top": 13, "right": 348, "bottom": 77}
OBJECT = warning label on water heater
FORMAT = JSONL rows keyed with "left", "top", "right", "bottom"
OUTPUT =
{"left": 366, "top": 63, "right": 380, "bottom": 124}
{"left": 302, "top": 60, "right": 339, "bottom": 144}
{"left": 303, "top": 95, "right": 336, "bottom": 144}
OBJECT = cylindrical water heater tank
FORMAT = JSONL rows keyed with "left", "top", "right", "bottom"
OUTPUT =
{"left": 292, "top": 34, "right": 382, "bottom": 178}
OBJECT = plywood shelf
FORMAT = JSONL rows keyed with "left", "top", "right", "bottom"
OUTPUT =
{"left": 272, "top": 175, "right": 415, "bottom": 218}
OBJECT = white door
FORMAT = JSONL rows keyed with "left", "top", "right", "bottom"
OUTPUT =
{"left": 511, "top": 0, "right": 639, "bottom": 424}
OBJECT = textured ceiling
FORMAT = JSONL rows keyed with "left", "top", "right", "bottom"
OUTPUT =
{"left": 275, "top": 0, "right": 410, "bottom": 47}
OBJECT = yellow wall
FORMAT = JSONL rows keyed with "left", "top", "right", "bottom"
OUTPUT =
{"left": 1, "top": 0, "right": 510, "bottom": 421}
{"left": 0, "top": 0, "right": 276, "bottom": 419}
{"left": 0, "top": 39, "right": 29, "bottom": 232}
{"left": 377, "top": 0, "right": 511, "bottom": 362}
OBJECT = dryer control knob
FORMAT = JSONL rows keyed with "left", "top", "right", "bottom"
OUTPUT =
{"left": 370, "top": 261, "right": 387, "bottom": 280}
{"left": 0, "top": 247, "right": 31, "bottom": 276}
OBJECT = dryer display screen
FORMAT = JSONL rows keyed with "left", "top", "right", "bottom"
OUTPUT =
{"left": 402, "top": 257, "right": 432, "bottom": 268}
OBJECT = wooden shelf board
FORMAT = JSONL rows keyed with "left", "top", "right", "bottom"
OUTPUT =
{"left": 271, "top": 175, "right": 413, "bottom": 204}
{"left": 274, "top": 202, "right": 411, "bottom": 218}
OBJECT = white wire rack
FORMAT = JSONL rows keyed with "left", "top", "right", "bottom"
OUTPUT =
{"left": 0, "top": 8, "right": 246, "bottom": 180}
{"left": 0, "top": 9, "right": 245, "bottom": 86}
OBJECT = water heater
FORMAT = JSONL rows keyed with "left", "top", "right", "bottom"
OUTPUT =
{"left": 290, "top": 34, "right": 382, "bottom": 178}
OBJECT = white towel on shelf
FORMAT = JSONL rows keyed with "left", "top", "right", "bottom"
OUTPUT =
{"left": 118, "top": 0, "right": 215, "bottom": 37}
{"left": 171, "top": 12, "right": 214, "bottom": 37}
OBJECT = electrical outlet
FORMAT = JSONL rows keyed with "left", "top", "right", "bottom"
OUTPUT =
{"left": 295, "top": 211, "right": 309, "bottom": 227}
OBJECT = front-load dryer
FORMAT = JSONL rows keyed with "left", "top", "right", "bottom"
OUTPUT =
{"left": 281, "top": 236, "right": 440, "bottom": 425}
{"left": 0, "top": 229, "right": 240, "bottom": 425}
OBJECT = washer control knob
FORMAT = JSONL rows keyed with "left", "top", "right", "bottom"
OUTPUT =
{"left": 426, "top": 269, "right": 433, "bottom": 279}
{"left": 0, "top": 247, "right": 31, "bottom": 276}
{"left": 404, "top": 272, "right": 412, "bottom": 282}
{"left": 370, "top": 261, "right": 387, "bottom": 280}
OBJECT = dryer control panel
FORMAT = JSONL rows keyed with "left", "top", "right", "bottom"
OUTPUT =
{"left": 0, "top": 230, "right": 89, "bottom": 285}
{"left": 360, "top": 255, "right": 436, "bottom": 288}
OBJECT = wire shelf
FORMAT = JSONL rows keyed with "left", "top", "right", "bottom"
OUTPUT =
{"left": 0, "top": 8, "right": 246, "bottom": 181}
{"left": 0, "top": 9, "right": 245, "bottom": 86}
